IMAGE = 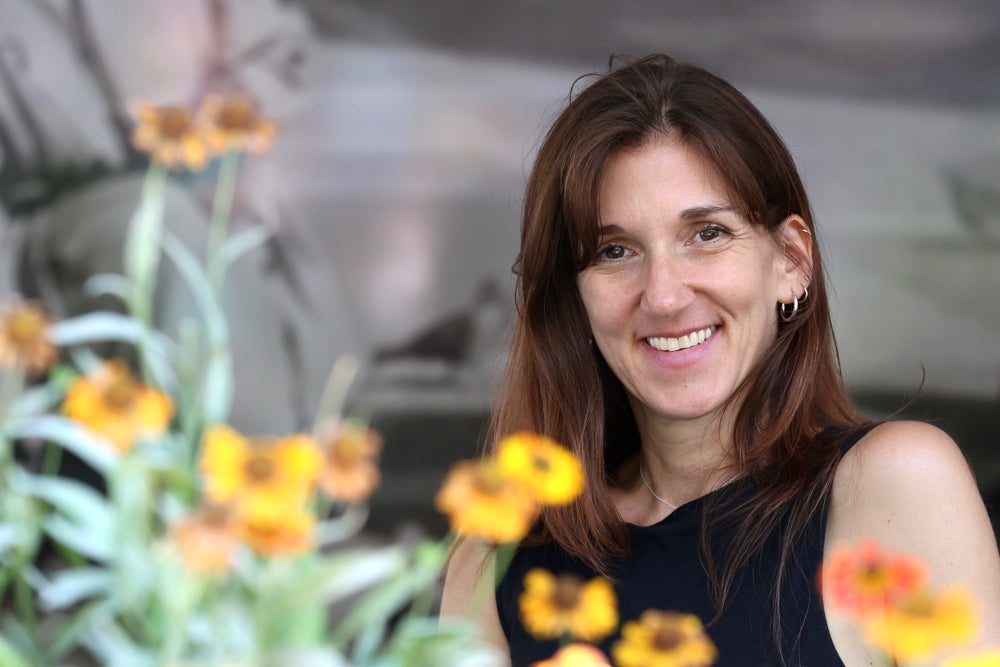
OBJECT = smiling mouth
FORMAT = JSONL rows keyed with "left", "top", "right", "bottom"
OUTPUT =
{"left": 646, "top": 326, "right": 717, "bottom": 352}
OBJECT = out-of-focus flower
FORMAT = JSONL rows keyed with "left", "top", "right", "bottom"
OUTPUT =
{"left": 531, "top": 643, "right": 612, "bottom": 667}
{"left": 820, "top": 539, "right": 929, "bottom": 620}
{"left": 0, "top": 297, "right": 57, "bottom": 375}
{"left": 497, "top": 432, "right": 585, "bottom": 506}
{"left": 612, "top": 610, "right": 717, "bottom": 667}
{"left": 863, "top": 585, "right": 979, "bottom": 664}
{"left": 130, "top": 103, "right": 210, "bottom": 171}
{"left": 169, "top": 504, "right": 240, "bottom": 575}
{"left": 435, "top": 460, "right": 539, "bottom": 543}
{"left": 199, "top": 94, "right": 277, "bottom": 156}
{"left": 942, "top": 648, "right": 1000, "bottom": 667}
{"left": 62, "top": 358, "right": 174, "bottom": 451}
{"left": 519, "top": 568, "right": 618, "bottom": 642}
{"left": 199, "top": 426, "right": 322, "bottom": 522}
{"left": 238, "top": 504, "right": 315, "bottom": 557}
{"left": 317, "top": 421, "right": 382, "bottom": 504}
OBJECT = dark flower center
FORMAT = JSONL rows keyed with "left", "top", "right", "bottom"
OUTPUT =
{"left": 653, "top": 624, "right": 684, "bottom": 651}
{"left": 552, "top": 575, "right": 581, "bottom": 611}
{"left": 159, "top": 109, "right": 193, "bottom": 139}
{"left": 531, "top": 454, "right": 551, "bottom": 473}
{"left": 217, "top": 101, "right": 255, "bottom": 131}
{"left": 246, "top": 454, "right": 276, "bottom": 482}
{"left": 103, "top": 377, "right": 137, "bottom": 411}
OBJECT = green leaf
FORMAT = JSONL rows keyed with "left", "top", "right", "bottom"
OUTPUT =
{"left": 221, "top": 224, "right": 273, "bottom": 268}
{"left": 80, "top": 617, "right": 156, "bottom": 667}
{"left": 83, "top": 272, "right": 132, "bottom": 301}
{"left": 36, "top": 567, "right": 112, "bottom": 611}
{"left": 330, "top": 545, "right": 443, "bottom": 650}
{"left": 48, "top": 312, "right": 177, "bottom": 390}
{"left": 202, "top": 347, "right": 233, "bottom": 425}
{"left": 8, "top": 415, "right": 116, "bottom": 473}
{"left": 280, "top": 545, "right": 408, "bottom": 608}
{"left": 6, "top": 383, "right": 61, "bottom": 421}
{"left": 124, "top": 164, "right": 167, "bottom": 326}
{"left": 0, "top": 634, "right": 32, "bottom": 667}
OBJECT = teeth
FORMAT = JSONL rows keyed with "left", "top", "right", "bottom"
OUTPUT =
{"left": 647, "top": 326, "right": 716, "bottom": 352}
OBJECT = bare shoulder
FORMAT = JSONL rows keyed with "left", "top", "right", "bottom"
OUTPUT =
{"left": 835, "top": 420, "right": 974, "bottom": 492}
{"left": 830, "top": 420, "right": 988, "bottom": 541}
{"left": 826, "top": 420, "right": 1000, "bottom": 649}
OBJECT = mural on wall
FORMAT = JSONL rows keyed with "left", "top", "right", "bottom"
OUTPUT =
{"left": 1, "top": 0, "right": 998, "bottom": 535}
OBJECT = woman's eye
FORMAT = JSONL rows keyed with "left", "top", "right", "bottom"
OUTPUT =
{"left": 695, "top": 225, "right": 728, "bottom": 243}
{"left": 597, "top": 244, "right": 628, "bottom": 260}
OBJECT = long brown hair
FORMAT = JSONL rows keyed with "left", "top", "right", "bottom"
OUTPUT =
{"left": 486, "top": 53, "right": 867, "bottom": 651}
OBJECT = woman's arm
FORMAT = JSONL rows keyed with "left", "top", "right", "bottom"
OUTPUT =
{"left": 825, "top": 420, "right": 1000, "bottom": 661}
{"left": 439, "top": 538, "right": 512, "bottom": 665}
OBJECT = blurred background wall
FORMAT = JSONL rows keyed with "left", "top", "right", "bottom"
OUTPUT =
{"left": 0, "top": 0, "right": 998, "bottom": 538}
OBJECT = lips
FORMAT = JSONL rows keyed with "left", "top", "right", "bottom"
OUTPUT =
{"left": 645, "top": 326, "right": 717, "bottom": 352}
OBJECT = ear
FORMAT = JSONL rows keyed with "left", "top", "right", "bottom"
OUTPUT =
{"left": 773, "top": 215, "right": 813, "bottom": 301}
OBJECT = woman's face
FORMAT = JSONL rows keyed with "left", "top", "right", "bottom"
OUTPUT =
{"left": 577, "top": 136, "right": 802, "bottom": 431}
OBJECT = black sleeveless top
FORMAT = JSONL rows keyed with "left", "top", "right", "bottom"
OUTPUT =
{"left": 496, "top": 426, "right": 875, "bottom": 667}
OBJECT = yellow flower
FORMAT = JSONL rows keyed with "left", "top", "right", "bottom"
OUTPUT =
{"left": 497, "top": 431, "right": 585, "bottom": 505}
{"left": 531, "top": 643, "right": 612, "bottom": 667}
{"left": 199, "top": 94, "right": 278, "bottom": 155}
{"left": 0, "top": 297, "right": 57, "bottom": 375}
{"left": 435, "top": 459, "right": 539, "bottom": 543}
{"left": 169, "top": 504, "right": 239, "bottom": 575}
{"left": 317, "top": 421, "right": 382, "bottom": 504}
{"left": 943, "top": 648, "right": 1000, "bottom": 667}
{"left": 130, "top": 103, "right": 210, "bottom": 171}
{"left": 863, "top": 585, "right": 979, "bottom": 663}
{"left": 62, "top": 358, "right": 174, "bottom": 451}
{"left": 612, "top": 610, "right": 717, "bottom": 667}
{"left": 199, "top": 425, "right": 323, "bottom": 523}
{"left": 238, "top": 504, "right": 315, "bottom": 557}
{"left": 519, "top": 568, "right": 618, "bottom": 642}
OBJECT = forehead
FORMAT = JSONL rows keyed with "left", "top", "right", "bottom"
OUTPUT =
{"left": 598, "top": 136, "right": 736, "bottom": 221}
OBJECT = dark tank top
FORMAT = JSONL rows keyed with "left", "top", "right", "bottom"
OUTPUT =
{"left": 496, "top": 426, "right": 875, "bottom": 667}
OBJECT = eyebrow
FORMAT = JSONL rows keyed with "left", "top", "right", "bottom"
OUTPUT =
{"left": 596, "top": 204, "right": 738, "bottom": 234}
{"left": 679, "top": 204, "right": 737, "bottom": 220}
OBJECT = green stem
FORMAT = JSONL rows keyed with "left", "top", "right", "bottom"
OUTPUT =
{"left": 13, "top": 572, "right": 36, "bottom": 634}
{"left": 207, "top": 149, "right": 240, "bottom": 296}
{"left": 40, "top": 439, "right": 62, "bottom": 477}
{"left": 0, "top": 364, "right": 25, "bottom": 492}
{"left": 125, "top": 162, "right": 168, "bottom": 383}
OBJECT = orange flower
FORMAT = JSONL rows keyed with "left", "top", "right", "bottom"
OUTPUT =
{"left": 238, "top": 504, "right": 315, "bottom": 557}
{"left": 0, "top": 297, "right": 56, "bottom": 375}
{"left": 820, "top": 539, "right": 929, "bottom": 620}
{"left": 130, "top": 103, "right": 210, "bottom": 171}
{"left": 532, "top": 644, "right": 612, "bottom": 667}
{"left": 62, "top": 358, "right": 174, "bottom": 451}
{"left": 519, "top": 568, "right": 618, "bottom": 642}
{"left": 435, "top": 459, "right": 539, "bottom": 543}
{"left": 497, "top": 432, "right": 585, "bottom": 506}
{"left": 612, "top": 610, "right": 717, "bottom": 667}
{"left": 863, "top": 585, "right": 979, "bottom": 663}
{"left": 169, "top": 504, "right": 240, "bottom": 575}
{"left": 199, "top": 425, "right": 322, "bottom": 523}
{"left": 317, "top": 421, "right": 382, "bottom": 504}
{"left": 199, "top": 94, "right": 277, "bottom": 155}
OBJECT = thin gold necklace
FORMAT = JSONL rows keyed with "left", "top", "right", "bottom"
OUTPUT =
{"left": 638, "top": 458, "right": 739, "bottom": 510}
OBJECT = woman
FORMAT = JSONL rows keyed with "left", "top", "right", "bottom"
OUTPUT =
{"left": 440, "top": 53, "right": 1000, "bottom": 666}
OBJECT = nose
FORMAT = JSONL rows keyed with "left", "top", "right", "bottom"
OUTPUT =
{"left": 639, "top": 251, "right": 695, "bottom": 317}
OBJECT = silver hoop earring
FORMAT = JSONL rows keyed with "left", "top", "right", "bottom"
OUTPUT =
{"left": 779, "top": 295, "right": 799, "bottom": 321}
{"left": 799, "top": 286, "right": 809, "bottom": 303}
